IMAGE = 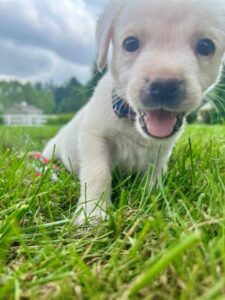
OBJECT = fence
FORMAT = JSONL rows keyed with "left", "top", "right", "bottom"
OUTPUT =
{"left": 3, "top": 114, "right": 48, "bottom": 126}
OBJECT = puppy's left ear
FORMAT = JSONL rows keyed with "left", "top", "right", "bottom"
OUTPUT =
{"left": 96, "top": 0, "right": 125, "bottom": 71}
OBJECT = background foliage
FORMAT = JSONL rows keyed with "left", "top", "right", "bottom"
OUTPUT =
{"left": 209, "top": 66, "right": 225, "bottom": 123}
{"left": 0, "top": 64, "right": 106, "bottom": 115}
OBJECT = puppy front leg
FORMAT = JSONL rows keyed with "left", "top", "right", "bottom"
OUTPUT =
{"left": 74, "top": 136, "right": 112, "bottom": 225}
{"left": 151, "top": 161, "right": 168, "bottom": 185}
{"left": 148, "top": 152, "right": 170, "bottom": 187}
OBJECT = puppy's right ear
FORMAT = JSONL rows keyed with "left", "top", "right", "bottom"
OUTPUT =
{"left": 96, "top": 0, "right": 125, "bottom": 71}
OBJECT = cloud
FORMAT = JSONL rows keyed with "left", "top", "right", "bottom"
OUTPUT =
{"left": 0, "top": 0, "right": 106, "bottom": 84}
{"left": 0, "top": 38, "right": 53, "bottom": 77}
{"left": 0, "top": 38, "right": 92, "bottom": 84}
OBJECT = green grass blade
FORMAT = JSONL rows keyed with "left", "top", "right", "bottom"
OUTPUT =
{"left": 127, "top": 231, "right": 202, "bottom": 297}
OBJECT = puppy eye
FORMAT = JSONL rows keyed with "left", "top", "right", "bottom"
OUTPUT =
{"left": 196, "top": 39, "right": 215, "bottom": 56}
{"left": 123, "top": 37, "right": 140, "bottom": 52}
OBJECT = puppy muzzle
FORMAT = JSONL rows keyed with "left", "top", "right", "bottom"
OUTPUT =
{"left": 136, "top": 78, "right": 186, "bottom": 139}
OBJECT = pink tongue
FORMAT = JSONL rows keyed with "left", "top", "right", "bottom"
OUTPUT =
{"left": 144, "top": 110, "right": 177, "bottom": 138}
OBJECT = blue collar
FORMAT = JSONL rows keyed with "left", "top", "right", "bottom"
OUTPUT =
{"left": 112, "top": 89, "right": 136, "bottom": 120}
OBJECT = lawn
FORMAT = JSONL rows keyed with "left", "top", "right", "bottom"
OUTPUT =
{"left": 0, "top": 125, "right": 224, "bottom": 300}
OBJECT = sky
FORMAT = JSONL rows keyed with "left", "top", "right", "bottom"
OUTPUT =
{"left": 0, "top": 0, "right": 107, "bottom": 85}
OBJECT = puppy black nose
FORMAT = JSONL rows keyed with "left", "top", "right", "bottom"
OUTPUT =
{"left": 150, "top": 79, "right": 183, "bottom": 102}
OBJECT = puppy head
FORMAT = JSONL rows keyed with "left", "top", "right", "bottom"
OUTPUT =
{"left": 97, "top": 0, "right": 225, "bottom": 140}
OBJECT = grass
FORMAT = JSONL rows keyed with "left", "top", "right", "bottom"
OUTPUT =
{"left": 0, "top": 124, "right": 224, "bottom": 300}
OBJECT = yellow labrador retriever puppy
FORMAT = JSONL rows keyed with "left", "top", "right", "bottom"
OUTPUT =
{"left": 43, "top": 0, "right": 225, "bottom": 224}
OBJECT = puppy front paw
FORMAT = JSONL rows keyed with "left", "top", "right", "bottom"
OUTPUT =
{"left": 73, "top": 205, "right": 108, "bottom": 226}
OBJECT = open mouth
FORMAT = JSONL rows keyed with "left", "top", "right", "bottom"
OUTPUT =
{"left": 139, "top": 109, "right": 185, "bottom": 139}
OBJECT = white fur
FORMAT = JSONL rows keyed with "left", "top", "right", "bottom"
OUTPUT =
{"left": 43, "top": 0, "right": 225, "bottom": 225}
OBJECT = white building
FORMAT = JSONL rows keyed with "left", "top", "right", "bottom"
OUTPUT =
{"left": 3, "top": 101, "right": 47, "bottom": 126}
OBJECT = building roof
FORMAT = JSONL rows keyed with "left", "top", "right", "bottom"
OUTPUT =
{"left": 4, "top": 101, "right": 43, "bottom": 115}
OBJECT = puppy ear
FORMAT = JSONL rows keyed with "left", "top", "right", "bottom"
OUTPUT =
{"left": 96, "top": 0, "right": 125, "bottom": 71}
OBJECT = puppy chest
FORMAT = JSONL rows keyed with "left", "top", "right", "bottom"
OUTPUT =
{"left": 109, "top": 134, "right": 160, "bottom": 172}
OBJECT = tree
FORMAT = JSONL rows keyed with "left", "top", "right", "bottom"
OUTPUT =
{"left": 0, "top": 62, "right": 107, "bottom": 114}
{"left": 53, "top": 77, "right": 85, "bottom": 113}
{"left": 53, "top": 64, "right": 106, "bottom": 113}
{"left": 0, "top": 81, "right": 54, "bottom": 114}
